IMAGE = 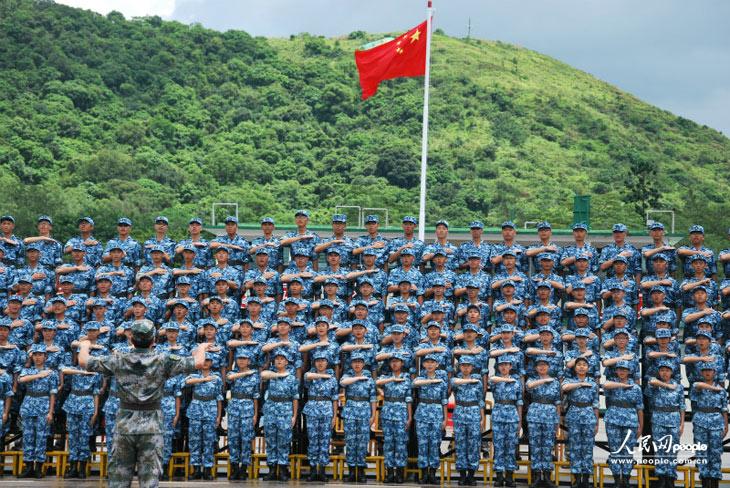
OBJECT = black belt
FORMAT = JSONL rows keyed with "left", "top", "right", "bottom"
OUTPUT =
{"left": 570, "top": 402, "right": 592, "bottom": 408}
{"left": 494, "top": 399, "right": 516, "bottom": 405}
{"left": 268, "top": 396, "right": 293, "bottom": 402}
{"left": 70, "top": 389, "right": 95, "bottom": 397}
{"left": 531, "top": 398, "right": 557, "bottom": 405}
{"left": 694, "top": 407, "right": 721, "bottom": 413}
{"left": 193, "top": 394, "right": 217, "bottom": 401}
{"left": 419, "top": 398, "right": 442, "bottom": 405}
{"left": 456, "top": 400, "right": 480, "bottom": 407}
{"left": 26, "top": 391, "right": 50, "bottom": 398}
{"left": 308, "top": 395, "right": 332, "bottom": 402}
{"left": 607, "top": 400, "right": 635, "bottom": 409}
{"left": 384, "top": 396, "right": 407, "bottom": 403}
{"left": 347, "top": 396, "right": 370, "bottom": 402}
{"left": 120, "top": 400, "right": 161, "bottom": 411}
{"left": 232, "top": 392, "right": 254, "bottom": 400}
{"left": 653, "top": 406, "right": 680, "bottom": 413}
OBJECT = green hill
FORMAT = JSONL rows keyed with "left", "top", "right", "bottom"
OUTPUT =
{"left": 1, "top": 0, "right": 729, "bottom": 245}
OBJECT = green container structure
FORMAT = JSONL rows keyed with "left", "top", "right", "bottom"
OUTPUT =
{"left": 573, "top": 195, "right": 591, "bottom": 228}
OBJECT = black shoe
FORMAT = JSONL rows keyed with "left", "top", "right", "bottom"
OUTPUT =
{"left": 386, "top": 467, "right": 397, "bottom": 484}
{"left": 264, "top": 465, "right": 278, "bottom": 481}
{"left": 230, "top": 463, "right": 240, "bottom": 481}
{"left": 188, "top": 466, "right": 199, "bottom": 480}
{"left": 458, "top": 470, "right": 467, "bottom": 486}
{"left": 64, "top": 462, "right": 79, "bottom": 479}
{"left": 505, "top": 470, "right": 516, "bottom": 488}
{"left": 34, "top": 461, "right": 44, "bottom": 479}
{"left": 545, "top": 470, "right": 557, "bottom": 488}
{"left": 78, "top": 461, "right": 87, "bottom": 479}
{"left": 160, "top": 463, "right": 170, "bottom": 481}
{"left": 319, "top": 464, "right": 328, "bottom": 483}
{"left": 307, "top": 465, "right": 318, "bottom": 482}
{"left": 419, "top": 468, "right": 429, "bottom": 485}
{"left": 347, "top": 466, "right": 357, "bottom": 483}
{"left": 19, "top": 462, "right": 34, "bottom": 479}
{"left": 468, "top": 469, "right": 477, "bottom": 486}
{"left": 202, "top": 467, "right": 214, "bottom": 481}
{"left": 241, "top": 464, "right": 249, "bottom": 481}
{"left": 359, "top": 466, "right": 368, "bottom": 483}
{"left": 395, "top": 467, "right": 404, "bottom": 484}
{"left": 279, "top": 465, "right": 290, "bottom": 482}
{"left": 495, "top": 471, "right": 505, "bottom": 487}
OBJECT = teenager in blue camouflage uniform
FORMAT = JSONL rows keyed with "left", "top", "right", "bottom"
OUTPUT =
{"left": 61, "top": 355, "right": 103, "bottom": 479}
{"left": 677, "top": 225, "right": 716, "bottom": 278}
{"left": 530, "top": 255, "right": 565, "bottom": 304}
{"left": 303, "top": 350, "right": 339, "bottom": 482}
{"left": 23, "top": 216, "right": 62, "bottom": 269}
{"left": 641, "top": 223, "right": 676, "bottom": 275}
{"left": 603, "top": 361, "right": 644, "bottom": 488}
{"left": 56, "top": 244, "right": 95, "bottom": 296}
{"left": 281, "top": 210, "right": 320, "bottom": 269}
{"left": 176, "top": 217, "right": 211, "bottom": 270}
{"left": 526, "top": 357, "right": 561, "bottom": 488}
{"left": 96, "top": 243, "right": 135, "bottom": 298}
{"left": 281, "top": 251, "right": 317, "bottom": 299}
{"left": 526, "top": 222, "right": 562, "bottom": 273}
{"left": 0, "top": 247, "right": 16, "bottom": 311}
{"left": 415, "top": 321, "right": 452, "bottom": 376}
{"left": 490, "top": 221, "right": 527, "bottom": 274}
{"left": 0, "top": 215, "right": 24, "bottom": 267}
{"left": 599, "top": 224, "right": 641, "bottom": 281}
{"left": 451, "top": 355, "right": 484, "bottom": 486}
{"left": 0, "top": 365, "right": 12, "bottom": 438}
{"left": 1, "top": 295, "right": 34, "bottom": 349}
{"left": 689, "top": 363, "right": 728, "bottom": 488}
{"left": 103, "top": 218, "right": 142, "bottom": 270}
{"left": 377, "top": 352, "right": 413, "bottom": 484}
{"left": 226, "top": 348, "right": 260, "bottom": 481}
{"left": 142, "top": 216, "right": 176, "bottom": 266}
{"left": 261, "top": 352, "right": 300, "bottom": 481}
{"left": 561, "top": 357, "right": 600, "bottom": 488}
{"left": 646, "top": 361, "right": 685, "bottom": 488}
{"left": 20, "top": 243, "right": 54, "bottom": 298}
{"left": 138, "top": 245, "right": 173, "bottom": 299}
{"left": 565, "top": 255, "right": 602, "bottom": 308}
{"left": 353, "top": 215, "right": 389, "bottom": 268}
{"left": 490, "top": 356, "right": 523, "bottom": 488}
{"left": 250, "top": 217, "right": 283, "bottom": 271}
{"left": 640, "top": 254, "right": 679, "bottom": 310}
{"left": 243, "top": 248, "right": 281, "bottom": 299}
{"left": 185, "top": 353, "right": 223, "bottom": 480}
{"left": 174, "top": 245, "right": 207, "bottom": 298}
{"left": 560, "top": 223, "right": 599, "bottom": 275}
{"left": 458, "top": 221, "right": 491, "bottom": 270}
{"left": 413, "top": 354, "right": 448, "bottom": 485}
{"left": 205, "top": 247, "right": 242, "bottom": 299}
{"left": 387, "top": 216, "right": 425, "bottom": 268}
{"left": 18, "top": 344, "right": 59, "bottom": 479}
{"left": 340, "top": 352, "right": 377, "bottom": 483}
{"left": 563, "top": 326, "right": 601, "bottom": 379}
{"left": 314, "top": 213, "right": 356, "bottom": 267}
{"left": 349, "top": 249, "right": 388, "bottom": 298}
{"left": 424, "top": 251, "right": 458, "bottom": 299}
{"left": 63, "top": 217, "right": 102, "bottom": 267}
{"left": 211, "top": 216, "right": 250, "bottom": 271}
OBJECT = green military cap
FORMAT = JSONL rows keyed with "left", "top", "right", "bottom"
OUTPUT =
{"left": 131, "top": 319, "right": 155, "bottom": 339}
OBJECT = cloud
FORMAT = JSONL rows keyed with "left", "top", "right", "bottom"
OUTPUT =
{"left": 55, "top": 0, "right": 177, "bottom": 18}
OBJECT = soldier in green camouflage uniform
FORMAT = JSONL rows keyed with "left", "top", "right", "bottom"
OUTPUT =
{"left": 78, "top": 319, "right": 209, "bottom": 488}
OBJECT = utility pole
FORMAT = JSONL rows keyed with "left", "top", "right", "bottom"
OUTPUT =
{"left": 467, "top": 17, "right": 471, "bottom": 40}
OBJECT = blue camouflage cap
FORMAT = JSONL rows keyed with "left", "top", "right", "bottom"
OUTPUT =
{"left": 351, "top": 299, "right": 368, "bottom": 308}
{"left": 129, "top": 297, "right": 148, "bottom": 307}
{"left": 615, "top": 360, "right": 632, "bottom": 370}
{"left": 117, "top": 217, "right": 132, "bottom": 226}
{"left": 362, "top": 248, "right": 378, "bottom": 256}
{"left": 423, "top": 353, "right": 440, "bottom": 363}
{"left": 689, "top": 254, "right": 707, "bottom": 263}
{"left": 467, "top": 252, "right": 482, "bottom": 260}
{"left": 349, "top": 352, "right": 367, "bottom": 362}
{"left": 392, "top": 303, "right": 410, "bottom": 313}
{"left": 260, "top": 217, "right": 275, "bottom": 224}
{"left": 254, "top": 247, "right": 269, "bottom": 256}
{"left": 171, "top": 299, "right": 190, "bottom": 309}
{"left": 203, "top": 352, "right": 217, "bottom": 362}
{"left": 92, "top": 298, "right": 109, "bottom": 308}
{"left": 648, "top": 222, "right": 664, "bottom": 231}
{"left": 501, "top": 221, "right": 515, "bottom": 229}
{"left": 84, "top": 321, "right": 101, "bottom": 331}
{"left": 609, "top": 283, "right": 625, "bottom": 292}
{"left": 537, "top": 253, "right": 556, "bottom": 262}
{"left": 78, "top": 216, "right": 95, "bottom": 226}
{"left": 689, "top": 224, "right": 704, "bottom": 234}
{"left": 47, "top": 296, "right": 67, "bottom": 306}
{"left": 358, "top": 277, "right": 374, "bottom": 286}
{"left": 239, "top": 319, "right": 254, "bottom": 328}
{"left": 649, "top": 286, "right": 666, "bottom": 294}
{"left": 501, "top": 303, "right": 518, "bottom": 313}
{"left": 655, "top": 328, "right": 672, "bottom": 339}
{"left": 188, "top": 217, "right": 203, "bottom": 225}
{"left": 465, "top": 278, "right": 481, "bottom": 288}
{"left": 276, "top": 316, "right": 293, "bottom": 325}
{"left": 462, "top": 322, "right": 480, "bottom": 333}
{"left": 501, "top": 249, "right": 516, "bottom": 258}
{"left": 365, "top": 215, "right": 379, "bottom": 223}
{"left": 212, "top": 246, "right": 229, "bottom": 255}
{"left": 538, "top": 325, "right": 556, "bottom": 335}
{"left": 612, "top": 223, "right": 628, "bottom": 233}
{"left": 106, "top": 242, "right": 125, "bottom": 252}
{"left": 571, "top": 281, "right": 587, "bottom": 290}
{"left": 149, "top": 245, "right": 166, "bottom": 254}
{"left": 691, "top": 284, "right": 708, "bottom": 293}
{"left": 40, "top": 320, "right": 57, "bottom": 330}
{"left": 574, "top": 327, "right": 591, "bottom": 337}
{"left": 155, "top": 216, "right": 169, "bottom": 224}
{"left": 430, "top": 276, "right": 446, "bottom": 286}
{"left": 235, "top": 348, "right": 254, "bottom": 359}
{"left": 697, "top": 361, "right": 716, "bottom": 371}
{"left": 318, "top": 299, "right": 335, "bottom": 309}
{"left": 29, "top": 344, "right": 47, "bottom": 355}
{"left": 162, "top": 322, "right": 180, "bottom": 331}
{"left": 175, "top": 275, "right": 192, "bottom": 285}
{"left": 25, "top": 243, "right": 42, "bottom": 252}
{"left": 389, "top": 324, "right": 405, "bottom": 333}
{"left": 200, "top": 318, "right": 219, "bottom": 329}
{"left": 435, "top": 219, "right": 449, "bottom": 228}
{"left": 613, "top": 329, "right": 630, "bottom": 337}
{"left": 332, "top": 214, "right": 347, "bottom": 223}
{"left": 496, "top": 355, "right": 513, "bottom": 366}
{"left": 314, "top": 316, "right": 331, "bottom": 325}
{"left": 572, "top": 222, "right": 588, "bottom": 231}
{"left": 70, "top": 243, "right": 86, "bottom": 252}
{"left": 469, "top": 220, "right": 484, "bottom": 229}
{"left": 0, "top": 215, "right": 14, "bottom": 223}
{"left": 180, "top": 243, "right": 196, "bottom": 253}
{"left": 695, "top": 330, "right": 713, "bottom": 340}
{"left": 389, "top": 351, "right": 406, "bottom": 362}
{"left": 426, "top": 320, "right": 442, "bottom": 329}
{"left": 399, "top": 248, "right": 415, "bottom": 257}
{"left": 224, "top": 216, "right": 238, "bottom": 224}
{"left": 458, "top": 355, "right": 476, "bottom": 365}
{"left": 534, "top": 355, "right": 552, "bottom": 365}
{"left": 15, "top": 273, "right": 32, "bottom": 284}
{"left": 500, "top": 279, "right": 516, "bottom": 289}
{"left": 499, "top": 324, "right": 516, "bottom": 333}
{"left": 402, "top": 216, "right": 418, "bottom": 224}
{"left": 350, "top": 319, "right": 368, "bottom": 329}
{"left": 612, "top": 255, "right": 628, "bottom": 264}
{"left": 573, "top": 307, "right": 591, "bottom": 317}
{"left": 295, "top": 210, "right": 310, "bottom": 218}
{"left": 311, "top": 350, "right": 330, "bottom": 362}
{"left": 272, "top": 350, "right": 291, "bottom": 361}
{"left": 650, "top": 253, "right": 668, "bottom": 261}
{"left": 58, "top": 275, "right": 75, "bottom": 284}
{"left": 37, "top": 215, "right": 53, "bottom": 224}
{"left": 536, "top": 280, "right": 553, "bottom": 290}
{"left": 537, "top": 221, "right": 552, "bottom": 230}
{"left": 245, "top": 297, "right": 262, "bottom": 306}
{"left": 8, "top": 294, "right": 23, "bottom": 302}
{"left": 535, "top": 305, "right": 553, "bottom": 316}
{"left": 326, "top": 247, "right": 341, "bottom": 255}
{"left": 575, "top": 253, "right": 590, "bottom": 262}
{"left": 431, "top": 249, "right": 447, "bottom": 258}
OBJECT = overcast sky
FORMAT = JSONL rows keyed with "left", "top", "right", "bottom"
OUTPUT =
{"left": 58, "top": 0, "right": 730, "bottom": 135}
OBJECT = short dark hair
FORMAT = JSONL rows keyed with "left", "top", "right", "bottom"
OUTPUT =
{"left": 131, "top": 335, "right": 154, "bottom": 349}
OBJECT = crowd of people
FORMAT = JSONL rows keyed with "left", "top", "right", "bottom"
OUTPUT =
{"left": 0, "top": 211, "right": 728, "bottom": 487}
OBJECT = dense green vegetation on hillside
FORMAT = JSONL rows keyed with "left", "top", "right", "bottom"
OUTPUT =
{"left": 0, "top": 0, "right": 729, "bottom": 245}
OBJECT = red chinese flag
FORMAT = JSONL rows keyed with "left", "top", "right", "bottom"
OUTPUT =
{"left": 355, "top": 20, "right": 428, "bottom": 100}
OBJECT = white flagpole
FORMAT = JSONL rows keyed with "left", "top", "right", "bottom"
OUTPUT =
{"left": 417, "top": 0, "right": 433, "bottom": 242}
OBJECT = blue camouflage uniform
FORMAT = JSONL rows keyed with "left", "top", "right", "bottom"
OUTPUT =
{"left": 64, "top": 219, "right": 103, "bottom": 267}
{"left": 244, "top": 257, "right": 281, "bottom": 297}
{"left": 104, "top": 233, "right": 142, "bottom": 270}
{"left": 599, "top": 227, "right": 642, "bottom": 278}
{"left": 341, "top": 357, "right": 377, "bottom": 469}
{"left": 320, "top": 216, "right": 356, "bottom": 266}
{"left": 212, "top": 221, "right": 250, "bottom": 270}
{"left": 178, "top": 238, "right": 211, "bottom": 271}
{"left": 490, "top": 360, "right": 523, "bottom": 473}
{"left": 31, "top": 219, "right": 63, "bottom": 269}
{"left": 227, "top": 351, "right": 260, "bottom": 467}
{"left": 63, "top": 366, "right": 103, "bottom": 462}
{"left": 492, "top": 244, "right": 528, "bottom": 276}
{"left": 604, "top": 369, "right": 643, "bottom": 478}
{"left": 0, "top": 369, "right": 13, "bottom": 436}
{"left": 142, "top": 235, "right": 176, "bottom": 268}
{"left": 95, "top": 261, "right": 134, "bottom": 298}
{"left": 380, "top": 359, "right": 413, "bottom": 469}
{"left": 387, "top": 223, "right": 425, "bottom": 267}
{"left": 355, "top": 217, "right": 389, "bottom": 267}
{"left": 138, "top": 262, "right": 174, "bottom": 299}
{"left": 526, "top": 369, "right": 561, "bottom": 472}
{"left": 451, "top": 357, "right": 484, "bottom": 471}
{"left": 156, "top": 345, "right": 185, "bottom": 467}
{"left": 186, "top": 368, "right": 223, "bottom": 469}
{"left": 646, "top": 365, "right": 685, "bottom": 479}
{"left": 566, "top": 268, "right": 603, "bottom": 305}
{"left": 458, "top": 226, "right": 491, "bottom": 271}
{"left": 560, "top": 231, "right": 599, "bottom": 274}
{"left": 303, "top": 352, "right": 338, "bottom": 468}
{"left": 251, "top": 219, "right": 284, "bottom": 270}
{"left": 262, "top": 362, "right": 300, "bottom": 466}
{"left": 678, "top": 227, "right": 716, "bottom": 278}
{"left": 563, "top": 375, "right": 599, "bottom": 475}
{"left": 18, "top": 252, "right": 55, "bottom": 297}
{"left": 413, "top": 357, "right": 448, "bottom": 469}
{"left": 689, "top": 365, "right": 728, "bottom": 480}
{"left": 0, "top": 260, "right": 17, "bottom": 307}
{"left": 20, "top": 345, "right": 60, "bottom": 463}
{"left": 0, "top": 216, "right": 24, "bottom": 267}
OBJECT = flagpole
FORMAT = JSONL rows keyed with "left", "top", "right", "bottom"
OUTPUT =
{"left": 417, "top": 0, "right": 433, "bottom": 242}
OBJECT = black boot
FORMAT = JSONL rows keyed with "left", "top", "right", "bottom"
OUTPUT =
{"left": 279, "top": 464, "right": 290, "bottom": 482}
{"left": 78, "top": 461, "right": 87, "bottom": 479}
{"left": 458, "top": 470, "right": 467, "bottom": 486}
{"left": 347, "top": 465, "right": 357, "bottom": 482}
{"left": 202, "top": 466, "right": 214, "bottom": 480}
{"left": 505, "top": 470, "right": 516, "bottom": 488}
{"left": 34, "top": 461, "right": 44, "bottom": 479}
{"left": 467, "top": 469, "right": 477, "bottom": 486}
{"left": 544, "top": 470, "right": 556, "bottom": 488}
{"left": 495, "top": 471, "right": 505, "bottom": 487}
{"left": 584, "top": 474, "right": 593, "bottom": 488}
{"left": 160, "top": 461, "right": 170, "bottom": 481}
{"left": 264, "top": 464, "right": 278, "bottom": 481}
{"left": 319, "top": 464, "right": 328, "bottom": 483}
{"left": 188, "top": 465, "right": 199, "bottom": 480}
{"left": 230, "top": 463, "right": 240, "bottom": 480}
{"left": 306, "top": 465, "right": 317, "bottom": 482}
{"left": 395, "top": 467, "right": 404, "bottom": 484}
{"left": 531, "top": 470, "right": 543, "bottom": 488}
{"left": 359, "top": 466, "right": 368, "bottom": 483}
{"left": 18, "top": 461, "right": 34, "bottom": 479}
{"left": 386, "top": 467, "right": 397, "bottom": 483}
{"left": 420, "top": 468, "right": 429, "bottom": 485}
{"left": 241, "top": 464, "right": 249, "bottom": 481}
{"left": 64, "top": 461, "right": 79, "bottom": 479}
